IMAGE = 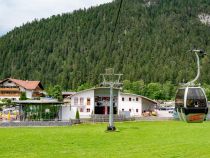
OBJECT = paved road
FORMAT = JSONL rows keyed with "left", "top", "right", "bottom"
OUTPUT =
{"left": 157, "top": 110, "right": 173, "bottom": 118}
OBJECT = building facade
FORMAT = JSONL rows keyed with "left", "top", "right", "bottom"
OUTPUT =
{"left": 0, "top": 78, "right": 44, "bottom": 100}
{"left": 61, "top": 87, "right": 157, "bottom": 120}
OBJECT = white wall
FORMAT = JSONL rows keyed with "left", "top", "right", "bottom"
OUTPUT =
{"left": 25, "top": 90, "right": 33, "bottom": 99}
{"left": 60, "top": 106, "right": 71, "bottom": 121}
{"left": 70, "top": 89, "right": 94, "bottom": 119}
{"left": 19, "top": 87, "right": 34, "bottom": 99}
{"left": 118, "top": 93, "right": 142, "bottom": 117}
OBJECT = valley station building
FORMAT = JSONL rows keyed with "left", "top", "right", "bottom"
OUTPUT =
{"left": 61, "top": 87, "right": 157, "bottom": 120}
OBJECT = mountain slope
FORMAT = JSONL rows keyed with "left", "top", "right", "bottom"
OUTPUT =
{"left": 0, "top": 0, "right": 210, "bottom": 89}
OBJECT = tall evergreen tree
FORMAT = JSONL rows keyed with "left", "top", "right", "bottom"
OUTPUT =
{"left": 0, "top": 0, "right": 210, "bottom": 89}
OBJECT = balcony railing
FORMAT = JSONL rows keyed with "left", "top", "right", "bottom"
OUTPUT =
{"left": 0, "top": 93, "right": 20, "bottom": 97}
{"left": 32, "top": 92, "right": 44, "bottom": 97}
{"left": 0, "top": 88, "right": 19, "bottom": 91}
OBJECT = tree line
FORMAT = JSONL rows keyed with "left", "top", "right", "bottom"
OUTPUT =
{"left": 58, "top": 80, "right": 210, "bottom": 101}
{"left": 123, "top": 80, "right": 210, "bottom": 101}
{"left": 0, "top": 0, "right": 210, "bottom": 91}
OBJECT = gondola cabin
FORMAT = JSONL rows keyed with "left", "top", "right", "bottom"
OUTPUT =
{"left": 175, "top": 87, "right": 208, "bottom": 123}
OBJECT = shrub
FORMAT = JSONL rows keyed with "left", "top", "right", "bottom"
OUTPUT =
{"left": 20, "top": 92, "right": 27, "bottom": 100}
{"left": 76, "top": 109, "right": 80, "bottom": 120}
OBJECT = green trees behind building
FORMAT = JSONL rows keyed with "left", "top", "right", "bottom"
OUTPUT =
{"left": 123, "top": 80, "right": 210, "bottom": 100}
{"left": 123, "top": 80, "right": 176, "bottom": 100}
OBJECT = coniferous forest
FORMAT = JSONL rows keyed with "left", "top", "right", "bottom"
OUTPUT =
{"left": 0, "top": 0, "right": 210, "bottom": 95}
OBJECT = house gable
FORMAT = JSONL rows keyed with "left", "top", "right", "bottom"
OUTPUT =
{"left": 0, "top": 79, "right": 19, "bottom": 88}
{"left": 0, "top": 78, "right": 44, "bottom": 99}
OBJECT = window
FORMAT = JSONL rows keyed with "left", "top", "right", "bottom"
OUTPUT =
{"left": 136, "top": 98, "right": 138, "bottom": 101}
{"left": 136, "top": 109, "right": 138, "bottom": 113}
{"left": 87, "top": 98, "right": 91, "bottom": 106}
{"left": 80, "top": 97, "right": 84, "bottom": 105}
{"left": 187, "top": 88, "right": 207, "bottom": 108}
{"left": 122, "top": 97, "right": 124, "bottom": 101}
{"left": 175, "top": 89, "right": 185, "bottom": 108}
{"left": 129, "top": 109, "right": 131, "bottom": 112}
{"left": 74, "top": 97, "right": 78, "bottom": 105}
{"left": 87, "top": 108, "right": 90, "bottom": 112}
{"left": 129, "top": 98, "right": 131, "bottom": 101}
{"left": 80, "top": 108, "right": 83, "bottom": 112}
{"left": 122, "top": 109, "right": 124, "bottom": 111}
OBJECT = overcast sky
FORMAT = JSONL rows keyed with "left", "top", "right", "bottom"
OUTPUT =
{"left": 0, "top": 0, "right": 113, "bottom": 36}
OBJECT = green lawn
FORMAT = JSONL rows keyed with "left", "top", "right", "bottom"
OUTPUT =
{"left": 0, "top": 121, "right": 210, "bottom": 158}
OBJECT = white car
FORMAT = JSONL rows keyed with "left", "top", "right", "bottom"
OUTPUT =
{"left": 168, "top": 107, "right": 175, "bottom": 114}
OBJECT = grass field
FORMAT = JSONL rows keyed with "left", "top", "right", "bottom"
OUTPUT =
{"left": 0, "top": 121, "right": 210, "bottom": 158}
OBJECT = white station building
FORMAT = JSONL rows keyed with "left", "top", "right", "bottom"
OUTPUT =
{"left": 60, "top": 87, "right": 157, "bottom": 120}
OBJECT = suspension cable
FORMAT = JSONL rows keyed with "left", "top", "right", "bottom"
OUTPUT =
{"left": 108, "top": 0, "right": 123, "bottom": 55}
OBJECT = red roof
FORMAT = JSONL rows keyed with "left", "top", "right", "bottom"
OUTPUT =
{"left": 0, "top": 78, "right": 43, "bottom": 90}
{"left": 10, "top": 78, "right": 42, "bottom": 90}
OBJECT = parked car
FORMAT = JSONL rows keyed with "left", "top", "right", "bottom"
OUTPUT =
{"left": 168, "top": 107, "right": 175, "bottom": 113}
{"left": 168, "top": 110, "right": 174, "bottom": 114}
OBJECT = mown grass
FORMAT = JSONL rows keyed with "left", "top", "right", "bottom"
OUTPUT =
{"left": 0, "top": 121, "right": 210, "bottom": 158}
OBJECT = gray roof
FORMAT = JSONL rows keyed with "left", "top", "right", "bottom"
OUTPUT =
{"left": 13, "top": 100, "right": 63, "bottom": 104}
{"left": 70, "top": 87, "right": 121, "bottom": 97}
{"left": 62, "top": 92, "right": 76, "bottom": 95}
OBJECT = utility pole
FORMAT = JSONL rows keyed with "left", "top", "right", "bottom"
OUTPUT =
{"left": 100, "top": 68, "right": 123, "bottom": 131}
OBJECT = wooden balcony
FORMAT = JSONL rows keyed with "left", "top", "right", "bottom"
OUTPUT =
{"left": 32, "top": 92, "right": 44, "bottom": 97}
{"left": 0, "top": 88, "right": 19, "bottom": 91}
{"left": 0, "top": 93, "right": 20, "bottom": 97}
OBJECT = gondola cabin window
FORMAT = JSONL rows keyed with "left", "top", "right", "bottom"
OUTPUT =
{"left": 175, "top": 89, "right": 185, "bottom": 108}
{"left": 187, "top": 88, "right": 207, "bottom": 108}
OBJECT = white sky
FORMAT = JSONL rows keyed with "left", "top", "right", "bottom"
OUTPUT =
{"left": 0, "top": 0, "right": 113, "bottom": 36}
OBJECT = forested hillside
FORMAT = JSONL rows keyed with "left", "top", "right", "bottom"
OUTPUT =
{"left": 0, "top": 0, "right": 210, "bottom": 90}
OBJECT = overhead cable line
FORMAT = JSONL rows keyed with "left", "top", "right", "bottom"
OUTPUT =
{"left": 108, "top": 0, "right": 123, "bottom": 55}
